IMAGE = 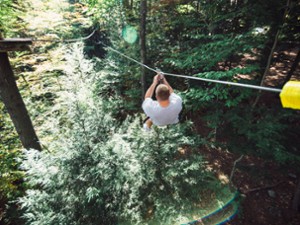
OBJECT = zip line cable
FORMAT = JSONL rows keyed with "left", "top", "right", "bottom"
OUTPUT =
{"left": 31, "top": 30, "right": 300, "bottom": 109}
{"left": 102, "top": 43, "right": 282, "bottom": 93}
{"left": 31, "top": 29, "right": 96, "bottom": 43}
{"left": 20, "top": 29, "right": 282, "bottom": 93}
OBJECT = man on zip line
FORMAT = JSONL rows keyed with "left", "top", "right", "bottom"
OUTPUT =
{"left": 142, "top": 73, "right": 182, "bottom": 131}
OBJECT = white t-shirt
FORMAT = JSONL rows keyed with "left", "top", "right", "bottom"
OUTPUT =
{"left": 142, "top": 93, "right": 182, "bottom": 126}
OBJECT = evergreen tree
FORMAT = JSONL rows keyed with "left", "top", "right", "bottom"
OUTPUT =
{"left": 19, "top": 44, "right": 225, "bottom": 225}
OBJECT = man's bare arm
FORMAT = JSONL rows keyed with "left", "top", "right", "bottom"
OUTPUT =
{"left": 145, "top": 83, "right": 156, "bottom": 99}
{"left": 145, "top": 75, "right": 159, "bottom": 99}
{"left": 161, "top": 75, "right": 174, "bottom": 93}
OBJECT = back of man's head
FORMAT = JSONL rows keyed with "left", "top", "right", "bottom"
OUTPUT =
{"left": 156, "top": 84, "right": 170, "bottom": 101}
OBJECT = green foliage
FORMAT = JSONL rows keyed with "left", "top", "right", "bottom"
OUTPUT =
{"left": 0, "top": 0, "right": 23, "bottom": 36}
{"left": 80, "top": 0, "right": 300, "bottom": 167}
{"left": 19, "top": 45, "right": 224, "bottom": 225}
{"left": 219, "top": 106, "right": 300, "bottom": 165}
{"left": 79, "top": 0, "right": 144, "bottom": 114}
{"left": 93, "top": 56, "right": 141, "bottom": 116}
{"left": 0, "top": 103, "right": 23, "bottom": 200}
{"left": 0, "top": 103, "right": 25, "bottom": 225}
{"left": 79, "top": 0, "right": 123, "bottom": 35}
{"left": 0, "top": 148, "right": 23, "bottom": 200}
{"left": 19, "top": 121, "right": 211, "bottom": 224}
{"left": 182, "top": 66, "right": 257, "bottom": 111}
{"left": 281, "top": 0, "right": 300, "bottom": 42}
{"left": 2, "top": 0, "right": 297, "bottom": 223}
{"left": 121, "top": 122, "right": 208, "bottom": 223}
{"left": 0, "top": 0, "right": 14, "bottom": 33}
{"left": 164, "top": 33, "right": 257, "bottom": 72}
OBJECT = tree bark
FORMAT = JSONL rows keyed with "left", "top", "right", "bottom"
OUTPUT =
{"left": 258, "top": 28, "right": 281, "bottom": 88}
{"left": 140, "top": 0, "right": 147, "bottom": 98}
{"left": 252, "top": 28, "right": 281, "bottom": 108}
{"left": 0, "top": 52, "right": 41, "bottom": 150}
{"left": 252, "top": 0, "right": 290, "bottom": 107}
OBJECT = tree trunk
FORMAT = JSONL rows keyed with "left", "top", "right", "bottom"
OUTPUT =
{"left": 130, "top": 0, "right": 133, "bottom": 10}
{"left": 257, "top": 0, "right": 290, "bottom": 77}
{"left": 0, "top": 52, "right": 42, "bottom": 150}
{"left": 140, "top": 0, "right": 147, "bottom": 98}
{"left": 123, "top": 0, "right": 129, "bottom": 8}
{"left": 258, "top": 28, "right": 281, "bottom": 88}
{"left": 252, "top": 0, "right": 290, "bottom": 107}
{"left": 281, "top": 48, "right": 300, "bottom": 87}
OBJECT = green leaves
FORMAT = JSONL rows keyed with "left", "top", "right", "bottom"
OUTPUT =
{"left": 222, "top": 105, "right": 300, "bottom": 165}
{"left": 182, "top": 65, "right": 257, "bottom": 111}
{"left": 0, "top": 102, "right": 23, "bottom": 202}
{"left": 18, "top": 44, "right": 226, "bottom": 225}
{"left": 0, "top": 0, "right": 23, "bottom": 36}
{"left": 164, "top": 32, "right": 258, "bottom": 72}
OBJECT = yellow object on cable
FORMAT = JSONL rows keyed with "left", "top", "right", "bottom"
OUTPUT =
{"left": 280, "top": 81, "right": 300, "bottom": 110}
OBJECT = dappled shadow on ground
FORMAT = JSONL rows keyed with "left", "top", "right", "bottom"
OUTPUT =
{"left": 190, "top": 45, "right": 300, "bottom": 225}
{"left": 201, "top": 145, "right": 300, "bottom": 225}
{"left": 264, "top": 47, "right": 300, "bottom": 87}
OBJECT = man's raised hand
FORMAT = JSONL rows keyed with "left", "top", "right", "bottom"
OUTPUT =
{"left": 153, "top": 74, "right": 160, "bottom": 85}
{"left": 156, "top": 72, "right": 165, "bottom": 83}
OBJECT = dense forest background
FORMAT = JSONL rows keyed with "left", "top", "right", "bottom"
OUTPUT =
{"left": 0, "top": 0, "right": 300, "bottom": 224}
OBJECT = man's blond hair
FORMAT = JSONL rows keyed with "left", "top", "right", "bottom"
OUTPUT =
{"left": 155, "top": 84, "right": 170, "bottom": 101}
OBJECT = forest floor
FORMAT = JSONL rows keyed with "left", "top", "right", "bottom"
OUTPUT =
{"left": 2, "top": 0, "right": 300, "bottom": 224}
{"left": 202, "top": 145, "right": 300, "bottom": 225}
{"left": 198, "top": 47, "right": 300, "bottom": 225}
